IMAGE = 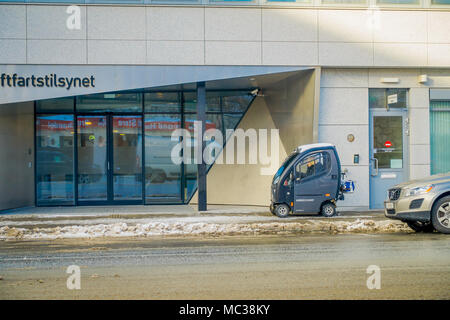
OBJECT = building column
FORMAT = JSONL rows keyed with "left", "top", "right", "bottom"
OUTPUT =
{"left": 197, "top": 82, "right": 207, "bottom": 211}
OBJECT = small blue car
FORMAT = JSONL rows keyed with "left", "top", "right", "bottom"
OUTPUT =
{"left": 270, "top": 143, "right": 345, "bottom": 218}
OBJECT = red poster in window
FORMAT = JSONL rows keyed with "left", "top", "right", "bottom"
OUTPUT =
{"left": 384, "top": 141, "right": 392, "bottom": 148}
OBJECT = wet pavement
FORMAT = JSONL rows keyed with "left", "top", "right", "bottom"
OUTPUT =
{"left": 0, "top": 233, "right": 449, "bottom": 299}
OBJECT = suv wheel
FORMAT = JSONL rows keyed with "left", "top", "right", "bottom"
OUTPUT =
{"left": 275, "top": 204, "right": 290, "bottom": 218}
{"left": 321, "top": 202, "right": 337, "bottom": 217}
{"left": 406, "top": 221, "right": 434, "bottom": 233}
{"left": 431, "top": 196, "right": 450, "bottom": 234}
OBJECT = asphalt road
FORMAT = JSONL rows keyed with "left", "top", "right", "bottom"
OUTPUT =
{"left": 0, "top": 233, "right": 449, "bottom": 299}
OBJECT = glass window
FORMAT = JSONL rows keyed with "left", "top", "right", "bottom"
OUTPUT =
{"left": 267, "top": 0, "right": 310, "bottom": 2}
{"left": 183, "top": 113, "right": 198, "bottom": 200}
{"left": 145, "top": 92, "right": 180, "bottom": 113}
{"left": 295, "top": 153, "right": 330, "bottom": 180}
{"left": 223, "top": 113, "right": 243, "bottom": 132}
{"left": 222, "top": 92, "right": 253, "bottom": 113}
{"left": 369, "top": 88, "right": 408, "bottom": 109}
{"left": 205, "top": 92, "right": 221, "bottom": 112}
{"left": 430, "top": 101, "right": 450, "bottom": 174}
{"left": 36, "top": 97, "right": 74, "bottom": 113}
{"left": 144, "top": 114, "right": 182, "bottom": 203}
{"left": 321, "top": 0, "right": 366, "bottom": 3}
{"left": 183, "top": 91, "right": 222, "bottom": 113}
{"left": 431, "top": 0, "right": 450, "bottom": 3}
{"left": 76, "top": 92, "right": 142, "bottom": 113}
{"left": 36, "top": 115, "right": 74, "bottom": 205}
{"left": 208, "top": 0, "right": 253, "bottom": 2}
{"left": 77, "top": 115, "right": 108, "bottom": 201}
{"left": 373, "top": 116, "right": 403, "bottom": 169}
{"left": 377, "top": 0, "right": 419, "bottom": 3}
{"left": 112, "top": 115, "right": 143, "bottom": 201}
{"left": 183, "top": 91, "right": 197, "bottom": 113}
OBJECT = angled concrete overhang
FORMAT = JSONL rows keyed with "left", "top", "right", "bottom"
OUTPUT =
{"left": 0, "top": 65, "right": 311, "bottom": 105}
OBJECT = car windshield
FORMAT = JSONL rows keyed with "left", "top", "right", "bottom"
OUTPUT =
{"left": 273, "top": 152, "right": 297, "bottom": 183}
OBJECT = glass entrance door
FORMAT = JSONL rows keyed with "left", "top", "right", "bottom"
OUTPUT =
{"left": 77, "top": 115, "right": 143, "bottom": 204}
{"left": 77, "top": 115, "right": 108, "bottom": 202}
{"left": 112, "top": 115, "right": 143, "bottom": 201}
{"left": 369, "top": 110, "right": 408, "bottom": 209}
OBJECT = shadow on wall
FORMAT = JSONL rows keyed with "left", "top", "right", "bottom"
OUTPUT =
{"left": 0, "top": 101, "right": 35, "bottom": 211}
{"left": 190, "top": 69, "right": 319, "bottom": 206}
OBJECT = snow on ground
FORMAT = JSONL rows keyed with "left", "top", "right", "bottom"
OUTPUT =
{"left": 0, "top": 218, "right": 411, "bottom": 240}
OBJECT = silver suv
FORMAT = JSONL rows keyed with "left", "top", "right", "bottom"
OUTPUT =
{"left": 384, "top": 172, "right": 450, "bottom": 234}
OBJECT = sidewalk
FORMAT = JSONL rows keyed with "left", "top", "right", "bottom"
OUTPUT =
{"left": 0, "top": 204, "right": 383, "bottom": 219}
{"left": 0, "top": 205, "right": 410, "bottom": 240}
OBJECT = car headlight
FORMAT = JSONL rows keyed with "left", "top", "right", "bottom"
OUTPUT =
{"left": 404, "top": 185, "right": 434, "bottom": 197}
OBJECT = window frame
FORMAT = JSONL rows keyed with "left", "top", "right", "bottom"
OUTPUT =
{"left": 295, "top": 152, "right": 331, "bottom": 182}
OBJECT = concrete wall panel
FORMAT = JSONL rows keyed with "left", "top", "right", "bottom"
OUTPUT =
{"left": 318, "top": 10, "right": 372, "bottom": 43}
{"left": 0, "top": 5, "right": 26, "bottom": 39}
{"left": 262, "top": 9, "right": 317, "bottom": 42}
{"left": 88, "top": 6, "right": 145, "bottom": 40}
{"left": 87, "top": 40, "right": 146, "bottom": 64}
{"left": 27, "top": 5, "right": 86, "bottom": 40}
{"left": 205, "top": 41, "right": 261, "bottom": 65}
{"left": 147, "top": 41, "right": 204, "bottom": 65}
{"left": 0, "top": 102, "right": 34, "bottom": 211}
{"left": 319, "top": 88, "right": 369, "bottom": 125}
{"left": 147, "top": 7, "right": 204, "bottom": 41}
{"left": 0, "top": 39, "right": 26, "bottom": 64}
{"left": 1, "top": 5, "right": 450, "bottom": 67}
{"left": 28, "top": 40, "right": 87, "bottom": 64}
{"left": 262, "top": 42, "right": 317, "bottom": 66}
{"left": 205, "top": 8, "right": 261, "bottom": 41}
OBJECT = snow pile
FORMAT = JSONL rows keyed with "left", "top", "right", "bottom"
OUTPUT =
{"left": 0, "top": 219, "right": 411, "bottom": 240}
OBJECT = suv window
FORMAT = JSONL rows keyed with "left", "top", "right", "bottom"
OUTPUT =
{"left": 296, "top": 152, "right": 330, "bottom": 180}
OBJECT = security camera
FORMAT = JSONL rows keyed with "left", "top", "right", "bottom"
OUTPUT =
{"left": 250, "top": 89, "right": 259, "bottom": 96}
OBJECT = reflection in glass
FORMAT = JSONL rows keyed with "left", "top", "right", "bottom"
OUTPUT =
{"left": 369, "top": 88, "right": 408, "bottom": 109}
{"left": 373, "top": 116, "right": 403, "bottom": 169}
{"left": 145, "top": 92, "right": 180, "bottom": 113}
{"left": 76, "top": 93, "right": 142, "bottom": 113}
{"left": 77, "top": 116, "right": 108, "bottom": 201}
{"left": 322, "top": 0, "right": 366, "bottom": 3}
{"left": 113, "top": 116, "right": 143, "bottom": 201}
{"left": 223, "top": 113, "right": 243, "bottom": 132}
{"left": 35, "top": 89, "right": 255, "bottom": 205}
{"left": 183, "top": 91, "right": 222, "bottom": 112}
{"left": 36, "top": 97, "right": 74, "bottom": 113}
{"left": 377, "top": 0, "right": 418, "bottom": 3}
{"left": 36, "top": 115, "right": 74, "bottom": 204}
{"left": 222, "top": 92, "right": 253, "bottom": 113}
{"left": 145, "top": 114, "right": 182, "bottom": 203}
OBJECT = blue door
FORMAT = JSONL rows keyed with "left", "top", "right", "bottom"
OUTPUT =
{"left": 369, "top": 109, "right": 408, "bottom": 209}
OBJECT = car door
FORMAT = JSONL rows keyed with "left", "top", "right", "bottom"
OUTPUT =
{"left": 293, "top": 151, "right": 332, "bottom": 213}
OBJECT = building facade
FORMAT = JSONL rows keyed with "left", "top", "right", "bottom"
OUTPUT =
{"left": 1, "top": 1, "right": 450, "bottom": 211}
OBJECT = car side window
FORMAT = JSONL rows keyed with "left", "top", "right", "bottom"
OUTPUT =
{"left": 295, "top": 152, "right": 330, "bottom": 180}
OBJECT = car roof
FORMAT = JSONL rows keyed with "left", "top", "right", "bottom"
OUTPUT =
{"left": 295, "top": 143, "right": 335, "bottom": 154}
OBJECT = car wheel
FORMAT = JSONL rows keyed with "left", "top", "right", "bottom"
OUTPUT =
{"left": 321, "top": 202, "right": 337, "bottom": 217}
{"left": 406, "top": 221, "right": 434, "bottom": 233}
{"left": 275, "top": 204, "right": 290, "bottom": 218}
{"left": 431, "top": 196, "right": 450, "bottom": 234}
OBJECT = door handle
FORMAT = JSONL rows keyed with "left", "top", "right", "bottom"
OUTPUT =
{"left": 370, "top": 158, "right": 378, "bottom": 177}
